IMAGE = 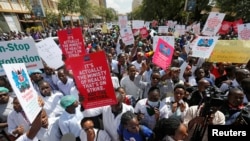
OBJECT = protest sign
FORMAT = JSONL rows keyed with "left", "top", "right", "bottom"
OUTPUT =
{"left": 120, "top": 27, "right": 135, "bottom": 45}
{"left": 152, "top": 38, "right": 174, "bottom": 70}
{"left": 238, "top": 23, "right": 250, "bottom": 40}
{"left": 3, "top": 63, "right": 41, "bottom": 123}
{"left": 68, "top": 51, "right": 117, "bottom": 109}
{"left": 153, "top": 36, "right": 175, "bottom": 51}
{"left": 118, "top": 15, "right": 128, "bottom": 29}
{"left": 57, "top": 27, "right": 85, "bottom": 59}
{"left": 0, "top": 39, "right": 43, "bottom": 76}
{"left": 36, "top": 37, "right": 64, "bottom": 69}
{"left": 202, "top": 12, "right": 225, "bottom": 36}
{"left": 209, "top": 40, "right": 250, "bottom": 63}
{"left": 140, "top": 27, "right": 149, "bottom": 39}
{"left": 233, "top": 19, "right": 243, "bottom": 33}
{"left": 191, "top": 36, "right": 219, "bottom": 58}
{"left": 158, "top": 26, "right": 169, "bottom": 34}
{"left": 102, "top": 24, "right": 109, "bottom": 33}
{"left": 132, "top": 20, "right": 144, "bottom": 29}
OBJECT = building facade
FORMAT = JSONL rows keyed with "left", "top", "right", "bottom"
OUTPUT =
{"left": 0, "top": 0, "right": 59, "bottom": 32}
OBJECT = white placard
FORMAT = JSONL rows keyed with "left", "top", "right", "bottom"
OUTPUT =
{"left": 202, "top": 12, "right": 225, "bottom": 36}
{"left": 36, "top": 37, "right": 64, "bottom": 69}
{"left": 120, "top": 27, "right": 135, "bottom": 45}
{"left": 191, "top": 36, "right": 219, "bottom": 58}
{"left": 0, "top": 39, "right": 44, "bottom": 76}
{"left": 132, "top": 20, "right": 144, "bottom": 29}
{"left": 3, "top": 63, "right": 41, "bottom": 123}
{"left": 158, "top": 26, "right": 169, "bottom": 34}
{"left": 118, "top": 15, "right": 128, "bottom": 29}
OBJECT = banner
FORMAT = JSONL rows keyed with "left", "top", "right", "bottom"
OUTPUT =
{"left": 3, "top": 63, "right": 41, "bottom": 123}
{"left": 118, "top": 15, "right": 128, "bottom": 29}
{"left": 191, "top": 36, "right": 219, "bottom": 58}
{"left": 57, "top": 27, "right": 85, "bottom": 59}
{"left": 68, "top": 51, "right": 117, "bottom": 109}
{"left": 202, "top": 12, "right": 225, "bottom": 36}
{"left": 209, "top": 40, "right": 250, "bottom": 63}
{"left": 0, "top": 39, "right": 43, "bottom": 76}
{"left": 238, "top": 23, "right": 250, "bottom": 40}
{"left": 36, "top": 37, "right": 64, "bottom": 69}
{"left": 152, "top": 38, "right": 174, "bottom": 70}
{"left": 140, "top": 27, "right": 149, "bottom": 39}
{"left": 153, "top": 36, "right": 175, "bottom": 51}
{"left": 120, "top": 27, "right": 135, "bottom": 45}
{"left": 218, "top": 21, "right": 232, "bottom": 35}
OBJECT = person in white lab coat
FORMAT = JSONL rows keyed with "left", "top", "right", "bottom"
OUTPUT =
{"left": 83, "top": 91, "right": 134, "bottom": 141}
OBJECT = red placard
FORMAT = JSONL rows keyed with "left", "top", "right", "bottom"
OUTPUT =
{"left": 140, "top": 27, "right": 149, "bottom": 39}
{"left": 218, "top": 21, "right": 232, "bottom": 35}
{"left": 58, "top": 27, "right": 85, "bottom": 59}
{"left": 233, "top": 19, "right": 243, "bottom": 33}
{"left": 68, "top": 51, "right": 117, "bottom": 109}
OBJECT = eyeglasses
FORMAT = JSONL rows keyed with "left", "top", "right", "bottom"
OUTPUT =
{"left": 83, "top": 126, "right": 94, "bottom": 131}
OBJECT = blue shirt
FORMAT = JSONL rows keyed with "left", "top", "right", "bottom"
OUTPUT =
{"left": 117, "top": 124, "right": 153, "bottom": 141}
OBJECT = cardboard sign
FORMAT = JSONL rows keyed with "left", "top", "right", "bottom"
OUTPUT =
{"left": 209, "top": 40, "right": 250, "bottom": 63}
{"left": 57, "top": 27, "right": 85, "bottom": 59}
{"left": 68, "top": 51, "right": 117, "bottom": 109}
{"left": 3, "top": 63, "right": 41, "bottom": 123}
{"left": 36, "top": 37, "right": 64, "bottom": 69}
{"left": 152, "top": 38, "right": 174, "bottom": 70}
{"left": 0, "top": 39, "right": 44, "bottom": 76}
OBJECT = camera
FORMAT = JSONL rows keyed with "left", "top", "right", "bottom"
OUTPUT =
{"left": 200, "top": 86, "right": 224, "bottom": 117}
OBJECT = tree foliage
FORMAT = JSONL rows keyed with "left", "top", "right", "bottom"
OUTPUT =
{"left": 217, "top": 0, "right": 250, "bottom": 22}
{"left": 130, "top": 0, "right": 213, "bottom": 24}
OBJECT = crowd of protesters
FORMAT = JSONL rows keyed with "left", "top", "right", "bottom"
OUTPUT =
{"left": 0, "top": 20, "right": 250, "bottom": 141}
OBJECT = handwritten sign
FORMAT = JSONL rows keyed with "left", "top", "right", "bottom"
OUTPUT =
{"left": 3, "top": 63, "right": 41, "bottom": 123}
{"left": 0, "top": 39, "right": 43, "bottom": 76}
{"left": 36, "top": 37, "right": 64, "bottom": 69}
{"left": 152, "top": 38, "right": 174, "bottom": 70}
{"left": 57, "top": 27, "right": 85, "bottom": 59}
{"left": 209, "top": 40, "right": 250, "bottom": 63}
{"left": 68, "top": 51, "right": 117, "bottom": 109}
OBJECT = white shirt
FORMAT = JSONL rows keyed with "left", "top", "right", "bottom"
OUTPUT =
{"left": 120, "top": 75, "right": 142, "bottom": 100}
{"left": 134, "top": 98, "right": 170, "bottom": 129}
{"left": 142, "top": 69, "right": 152, "bottom": 83}
{"left": 131, "top": 60, "right": 142, "bottom": 72}
{"left": 58, "top": 105, "right": 83, "bottom": 137}
{"left": 80, "top": 128, "right": 111, "bottom": 141}
{"left": 111, "top": 76, "right": 120, "bottom": 89}
{"left": 36, "top": 118, "right": 61, "bottom": 141}
{"left": 7, "top": 110, "right": 30, "bottom": 136}
{"left": 162, "top": 96, "right": 189, "bottom": 120}
{"left": 83, "top": 103, "right": 134, "bottom": 141}
{"left": 56, "top": 77, "right": 75, "bottom": 96}
{"left": 0, "top": 97, "right": 13, "bottom": 133}
{"left": 42, "top": 91, "right": 64, "bottom": 118}
{"left": 16, "top": 134, "right": 38, "bottom": 141}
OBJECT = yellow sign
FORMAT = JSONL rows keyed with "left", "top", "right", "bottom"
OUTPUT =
{"left": 101, "top": 24, "right": 108, "bottom": 33}
{"left": 208, "top": 40, "right": 250, "bottom": 63}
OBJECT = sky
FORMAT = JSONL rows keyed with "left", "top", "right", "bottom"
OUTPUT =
{"left": 106, "top": 0, "right": 133, "bottom": 14}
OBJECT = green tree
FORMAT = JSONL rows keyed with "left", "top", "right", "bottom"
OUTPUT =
{"left": 217, "top": 0, "right": 250, "bottom": 22}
